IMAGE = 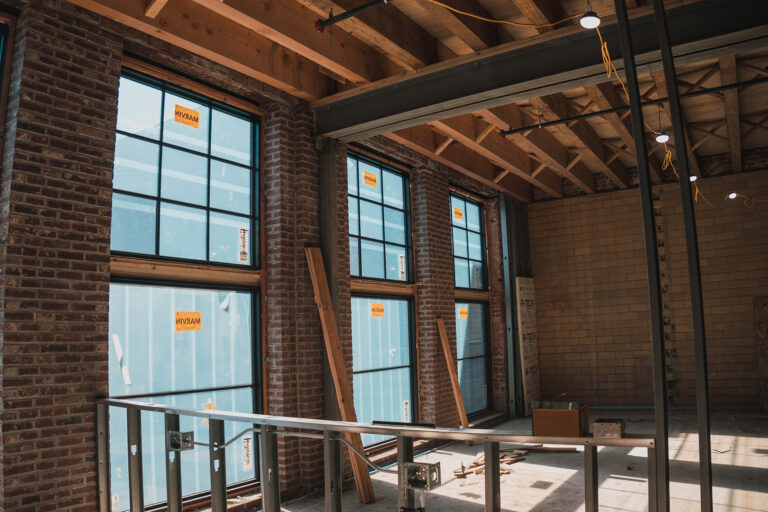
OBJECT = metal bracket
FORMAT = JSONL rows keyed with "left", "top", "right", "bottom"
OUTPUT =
{"left": 167, "top": 431, "right": 194, "bottom": 451}
{"left": 403, "top": 462, "right": 441, "bottom": 490}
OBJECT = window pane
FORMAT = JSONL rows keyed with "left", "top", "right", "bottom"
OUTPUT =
{"left": 455, "top": 303, "right": 486, "bottom": 359}
{"left": 116, "top": 77, "right": 161, "bottom": 139}
{"left": 351, "top": 297, "right": 411, "bottom": 371}
{"left": 348, "top": 198, "right": 359, "bottom": 236}
{"left": 360, "top": 240, "right": 385, "bottom": 279}
{"left": 111, "top": 194, "right": 156, "bottom": 254}
{"left": 354, "top": 368, "right": 411, "bottom": 446}
{"left": 470, "top": 261, "right": 484, "bottom": 289}
{"left": 385, "top": 245, "right": 407, "bottom": 281}
{"left": 358, "top": 161, "right": 381, "bottom": 202}
{"left": 382, "top": 170, "right": 404, "bottom": 209}
{"left": 161, "top": 147, "right": 208, "bottom": 206}
{"left": 359, "top": 200, "right": 383, "bottom": 240}
{"left": 210, "top": 160, "right": 251, "bottom": 215}
{"left": 159, "top": 203, "right": 206, "bottom": 260}
{"left": 113, "top": 136, "right": 159, "bottom": 196}
{"left": 458, "top": 358, "right": 488, "bottom": 414}
{"left": 350, "top": 237, "right": 359, "bottom": 276}
{"left": 468, "top": 232, "right": 483, "bottom": 260}
{"left": 465, "top": 202, "right": 481, "bottom": 232}
{"left": 211, "top": 109, "right": 251, "bottom": 165}
{"left": 209, "top": 212, "right": 251, "bottom": 265}
{"left": 347, "top": 157, "right": 358, "bottom": 196}
{"left": 384, "top": 207, "right": 405, "bottom": 245}
{"left": 451, "top": 196, "right": 466, "bottom": 227}
{"left": 163, "top": 93, "right": 210, "bottom": 153}
{"left": 454, "top": 258, "right": 469, "bottom": 288}
{"left": 452, "top": 226, "right": 468, "bottom": 258}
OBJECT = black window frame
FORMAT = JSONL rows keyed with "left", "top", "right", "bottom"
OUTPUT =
{"left": 454, "top": 300, "right": 492, "bottom": 416}
{"left": 347, "top": 151, "right": 413, "bottom": 283}
{"left": 111, "top": 68, "right": 262, "bottom": 269}
{"left": 450, "top": 191, "right": 488, "bottom": 290}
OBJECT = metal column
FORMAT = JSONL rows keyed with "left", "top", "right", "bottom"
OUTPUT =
{"left": 652, "top": 1, "right": 714, "bottom": 509}
{"left": 584, "top": 444, "right": 598, "bottom": 512}
{"left": 96, "top": 403, "right": 110, "bottom": 512}
{"left": 324, "top": 431, "right": 343, "bottom": 512}
{"left": 209, "top": 419, "right": 227, "bottom": 512}
{"left": 261, "top": 425, "right": 281, "bottom": 512}
{"left": 397, "top": 436, "right": 417, "bottom": 511}
{"left": 127, "top": 408, "right": 145, "bottom": 511}
{"left": 499, "top": 194, "right": 518, "bottom": 416}
{"left": 648, "top": 445, "right": 658, "bottom": 512}
{"left": 484, "top": 442, "right": 501, "bottom": 512}
{"left": 613, "top": 1, "right": 670, "bottom": 510}
{"left": 165, "top": 413, "right": 183, "bottom": 512}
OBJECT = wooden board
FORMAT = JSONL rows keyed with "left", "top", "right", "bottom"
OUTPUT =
{"left": 436, "top": 318, "right": 470, "bottom": 430}
{"left": 305, "top": 247, "right": 375, "bottom": 504}
{"left": 756, "top": 296, "right": 768, "bottom": 413}
{"left": 515, "top": 277, "right": 541, "bottom": 415}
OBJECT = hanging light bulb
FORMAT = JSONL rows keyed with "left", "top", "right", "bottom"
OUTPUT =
{"left": 689, "top": 175, "right": 698, "bottom": 182}
{"left": 580, "top": 11, "right": 601, "bottom": 28}
{"left": 655, "top": 133, "right": 670, "bottom": 144}
{"left": 728, "top": 192, "right": 737, "bottom": 200}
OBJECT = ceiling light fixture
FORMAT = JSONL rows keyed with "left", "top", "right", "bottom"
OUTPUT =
{"left": 728, "top": 192, "right": 738, "bottom": 200}
{"left": 689, "top": 175, "right": 698, "bottom": 182}
{"left": 580, "top": 11, "right": 601, "bottom": 29}
{"left": 655, "top": 133, "right": 670, "bottom": 144}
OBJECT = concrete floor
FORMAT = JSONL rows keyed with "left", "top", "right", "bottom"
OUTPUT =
{"left": 281, "top": 410, "right": 768, "bottom": 512}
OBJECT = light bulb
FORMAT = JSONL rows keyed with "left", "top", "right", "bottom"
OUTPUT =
{"left": 580, "top": 11, "right": 601, "bottom": 29}
{"left": 689, "top": 175, "right": 698, "bottom": 182}
{"left": 655, "top": 133, "right": 670, "bottom": 144}
{"left": 728, "top": 192, "right": 737, "bottom": 200}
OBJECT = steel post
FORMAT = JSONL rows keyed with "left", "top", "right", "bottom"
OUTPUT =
{"left": 165, "top": 413, "right": 182, "bottom": 512}
{"left": 584, "top": 444, "right": 598, "bottom": 512}
{"left": 324, "top": 431, "right": 343, "bottom": 512}
{"left": 209, "top": 419, "right": 227, "bottom": 512}
{"left": 261, "top": 425, "right": 281, "bottom": 512}
{"left": 484, "top": 442, "right": 501, "bottom": 512}
{"left": 127, "top": 408, "right": 144, "bottom": 511}
{"left": 397, "top": 436, "right": 417, "bottom": 511}
{"left": 96, "top": 403, "right": 110, "bottom": 512}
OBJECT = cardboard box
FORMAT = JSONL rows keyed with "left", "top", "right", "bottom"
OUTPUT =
{"left": 532, "top": 405, "right": 590, "bottom": 437}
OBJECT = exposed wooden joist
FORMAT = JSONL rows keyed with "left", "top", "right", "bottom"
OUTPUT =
{"left": 430, "top": 115, "right": 564, "bottom": 198}
{"left": 416, "top": 0, "right": 498, "bottom": 54}
{"left": 719, "top": 55, "right": 742, "bottom": 172}
{"left": 144, "top": 0, "right": 168, "bottom": 18}
{"left": 385, "top": 125, "right": 532, "bottom": 202}
{"left": 510, "top": 0, "right": 570, "bottom": 32}
{"left": 189, "top": 0, "right": 400, "bottom": 84}
{"left": 67, "top": 0, "right": 326, "bottom": 100}
{"left": 652, "top": 70, "right": 702, "bottom": 178}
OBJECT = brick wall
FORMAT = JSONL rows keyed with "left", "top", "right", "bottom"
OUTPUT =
{"left": 528, "top": 169, "right": 768, "bottom": 407}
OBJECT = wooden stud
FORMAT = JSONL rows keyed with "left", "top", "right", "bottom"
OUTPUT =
{"left": 435, "top": 136, "right": 455, "bottom": 155}
{"left": 143, "top": 0, "right": 168, "bottom": 18}
{"left": 417, "top": 0, "right": 498, "bottom": 55}
{"left": 719, "top": 55, "right": 742, "bottom": 172}
{"left": 436, "top": 318, "right": 470, "bottom": 432}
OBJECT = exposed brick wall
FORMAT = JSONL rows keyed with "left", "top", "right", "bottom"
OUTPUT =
{"left": 528, "top": 168, "right": 768, "bottom": 408}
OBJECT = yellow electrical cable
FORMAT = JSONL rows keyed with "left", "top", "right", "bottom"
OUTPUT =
{"left": 422, "top": 0, "right": 581, "bottom": 29}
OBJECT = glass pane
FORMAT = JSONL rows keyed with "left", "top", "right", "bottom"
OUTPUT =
{"left": 385, "top": 244, "right": 407, "bottom": 281}
{"left": 348, "top": 197, "right": 359, "bottom": 236}
{"left": 347, "top": 157, "right": 358, "bottom": 196}
{"left": 382, "top": 170, "right": 404, "bottom": 209}
{"left": 359, "top": 200, "right": 383, "bottom": 240}
{"left": 454, "top": 258, "right": 469, "bottom": 288}
{"left": 163, "top": 92, "right": 210, "bottom": 153}
{"left": 465, "top": 201, "right": 481, "bottom": 232}
{"left": 210, "top": 160, "right": 251, "bottom": 215}
{"left": 159, "top": 203, "right": 206, "bottom": 260}
{"left": 210, "top": 212, "right": 251, "bottom": 265}
{"left": 354, "top": 368, "right": 411, "bottom": 446}
{"left": 111, "top": 194, "right": 156, "bottom": 254}
{"left": 358, "top": 160, "right": 381, "bottom": 202}
{"left": 468, "top": 232, "right": 483, "bottom": 260}
{"left": 452, "top": 227, "right": 468, "bottom": 258}
{"left": 455, "top": 303, "right": 486, "bottom": 359}
{"left": 109, "top": 283, "right": 253, "bottom": 396}
{"left": 211, "top": 109, "right": 251, "bottom": 165}
{"left": 451, "top": 196, "right": 466, "bottom": 227}
{"left": 350, "top": 237, "right": 360, "bottom": 276}
{"left": 351, "top": 297, "right": 411, "bottom": 371}
{"left": 116, "top": 77, "right": 161, "bottom": 139}
{"left": 161, "top": 147, "right": 208, "bottom": 206}
{"left": 360, "top": 239, "right": 385, "bottom": 279}
{"left": 113, "top": 136, "right": 159, "bottom": 196}
{"left": 384, "top": 207, "right": 405, "bottom": 245}
{"left": 458, "top": 358, "right": 488, "bottom": 414}
{"left": 470, "top": 261, "right": 484, "bottom": 289}
{"left": 109, "top": 389, "right": 255, "bottom": 508}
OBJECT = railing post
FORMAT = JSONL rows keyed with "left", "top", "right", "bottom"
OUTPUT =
{"left": 165, "top": 413, "right": 183, "bottom": 512}
{"left": 584, "top": 443, "right": 598, "bottom": 512}
{"left": 261, "top": 425, "right": 281, "bottom": 512}
{"left": 209, "top": 419, "right": 227, "bottom": 512}
{"left": 648, "top": 445, "right": 658, "bottom": 512}
{"left": 484, "top": 442, "right": 500, "bottom": 512}
{"left": 97, "top": 403, "right": 110, "bottom": 512}
{"left": 397, "top": 435, "right": 416, "bottom": 511}
{"left": 127, "top": 408, "right": 144, "bottom": 511}
{"left": 324, "top": 431, "right": 343, "bottom": 512}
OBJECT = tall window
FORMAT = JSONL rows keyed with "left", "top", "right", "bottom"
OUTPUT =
{"left": 450, "top": 193, "right": 486, "bottom": 289}
{"left": 348, "top": 152, "right": 411, "bottom": 281}
{"left": 111, "top": 71, "right": 260, "bottom": 266}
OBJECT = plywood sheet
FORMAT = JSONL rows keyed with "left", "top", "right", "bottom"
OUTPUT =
{"left": 516, "top": 277, "right": 541, "bottom": 415}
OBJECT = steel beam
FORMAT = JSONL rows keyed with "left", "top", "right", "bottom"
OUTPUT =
{"left": 499, "top": 194, "right": 518, "bottom": 416}
{"left": 165, "top": 414, "right": 182, "bottom": 512}
{"left": 613, "top": 0, "right": 670, "bottom": 510}
{"left": 314, "top": 0, "right": 768, "bottom": 140}
{"left": 652, "top": 1, "right": 713, "bottom": 510}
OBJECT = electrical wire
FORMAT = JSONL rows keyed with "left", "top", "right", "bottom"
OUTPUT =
{"left": 422, "top": 0, "right": 581, "bottom": 29}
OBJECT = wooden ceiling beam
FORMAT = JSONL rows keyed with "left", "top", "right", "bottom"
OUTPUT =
{"left": 652, "top": 70, "right": 702, "bottom": 178}
{"left": 510, "top": 0, "right": 570, "bottom": 32}
{"left": 144, "top": 0, "right": 169, "bottom": 18}
{"left": 67, "top": 0, "right": 327, "bottom": 100}
{"left": 417, "top": 0, "right": 498, "bottom": 54}
{"left": 719, "top": 55, "right": 742, "bottom": 172}
{"left": 385, "top": 126, "right": 532, "bottom": 202}
{"left": 430, "top": 115, "right": 564, "bottom": 198}
{"left": 189, "top": 0, "right": 400, "bottom": 84}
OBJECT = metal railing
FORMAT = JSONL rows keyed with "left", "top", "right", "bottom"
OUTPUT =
{"left": 97, "top": 398, "right": 657, "bottom": 512}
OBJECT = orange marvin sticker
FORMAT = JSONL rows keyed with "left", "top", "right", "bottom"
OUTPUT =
{"left": 371, "top": 303, "right": 385, "bottom": 317}
{"left": 174, "top": 104, "right": 200, "bottom": 128}
{"left": 175, "top": 311, "right": 201, "bottom": 331}
{"left": 459, "top": 307, "right": 469, "bottom": 319}
{"left": 363, "top": 171, "right": 378, "bottom": 188}
{"left": 454, "top": 208, "right": 463, "bottom": 220}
